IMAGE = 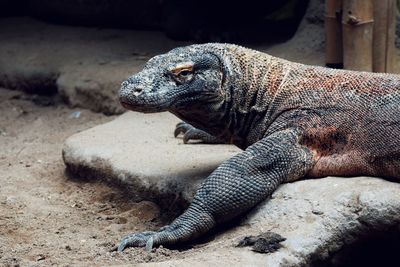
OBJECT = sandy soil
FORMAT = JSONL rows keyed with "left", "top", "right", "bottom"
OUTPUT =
{"left": 0, "top": 88, "right": 191, "bottom": 266}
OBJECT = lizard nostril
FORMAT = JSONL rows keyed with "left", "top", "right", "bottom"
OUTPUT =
{"left": 133, "top": 87, "right": 143, "bottom": 96}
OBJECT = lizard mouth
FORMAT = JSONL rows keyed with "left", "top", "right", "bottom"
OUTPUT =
{"left": 119, "top": 98, "right": 168, "bottom": 113}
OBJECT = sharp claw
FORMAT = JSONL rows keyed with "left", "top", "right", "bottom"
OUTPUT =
{"left": 174, "top": 127, "right": 183, "bottom": 137}
{"left": 145, "top": 236, "right": 154, "bottom": 251}
{"left": 174, "top": 122, "right": 197, "bottom": 139}
{"left": 117, "top": 241, "right": 127, "bottom": 252}
{"left": 174, "top": 122, "right": 191, "bottom": 138}
{"left": 183, "top": 128, "right": 195, "bottom": 144}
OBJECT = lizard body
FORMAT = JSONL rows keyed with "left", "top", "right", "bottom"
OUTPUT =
{"left": 117, "top": 43, "right": 400, "bottom": 251}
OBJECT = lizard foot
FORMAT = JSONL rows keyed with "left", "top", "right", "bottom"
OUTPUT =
{"left": 117, "top": 224, "right": 187, "bottom": 252}
{"left": 174, "top": 122, "right": 224, "bottom": 144}
{"left": 236, "top": 231, "right": 286, "bottom": 253}
{"left": 118, "top": 209, "right": 216, "bottom": 252}
{"left": 117, "top": 231, "right": 157, "bottom": 252}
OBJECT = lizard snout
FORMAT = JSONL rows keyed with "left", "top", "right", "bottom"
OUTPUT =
{"left": 132, "top": 87, "right": 143, "bottom": 96}
{"left": 119, "top": 80, "right": 144, "bottom": 104}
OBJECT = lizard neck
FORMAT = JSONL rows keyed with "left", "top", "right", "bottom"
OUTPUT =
{"left": 225, "top": 48, "right": 289, "bottom": 148}
{"left": 169, "top": 93, "right": 232, "bottom": 140}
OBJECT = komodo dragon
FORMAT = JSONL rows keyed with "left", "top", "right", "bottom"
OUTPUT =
{"left": 117, "top": 43, "right": 400, "bottom": 251}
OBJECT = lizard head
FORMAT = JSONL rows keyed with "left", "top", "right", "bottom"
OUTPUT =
{"left": 119, "top": 45, "right": 227, "bottom": 113}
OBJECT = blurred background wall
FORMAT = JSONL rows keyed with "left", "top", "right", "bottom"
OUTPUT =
{"left": 0, "top": 0, "right": 310, "bottom": 43}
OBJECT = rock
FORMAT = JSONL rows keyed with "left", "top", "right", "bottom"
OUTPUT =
{"left": 56, "top": 63, "right": 134, "bottom": 115}
{"left": 241, "top": 177, "right": 400, "bottom": 267}
{"left": 0, "top": 17, "right": 185, "bottom": 114}
{"left": 62, "top": 112, "right": 240, "bottom": 209}
{"left": 63, "top": 112, "right": 400, "bottom": 266}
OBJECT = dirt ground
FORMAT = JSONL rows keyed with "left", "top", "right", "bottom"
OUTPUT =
{"left": 0, "top": 89, "right": 195, "bottom": 266}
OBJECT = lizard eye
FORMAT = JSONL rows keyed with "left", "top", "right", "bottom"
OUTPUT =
{"left": 179, "top": 69, "right": 191, "bottom": 77}
{"left": 170, "top": 66, "right": 194, "bottom": 76}
{"left": 170, "top": 65, "right": 194, "bottom": 84}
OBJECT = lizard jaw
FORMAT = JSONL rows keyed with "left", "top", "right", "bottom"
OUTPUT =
{"left": 119, "top": 97, "right": 169, "bottom": 113}
{"left": 120, "top": 101, "right": 132, "bottom": 110}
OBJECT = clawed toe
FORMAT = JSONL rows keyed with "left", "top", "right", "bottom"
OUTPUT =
{"left": 174, "top": 122, "right": 194, "bottom": 138}
{"left": 117, "top": 222, "right": 193, "bottom": 252}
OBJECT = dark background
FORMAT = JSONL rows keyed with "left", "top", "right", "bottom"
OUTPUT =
{"left": 0, "top": 0, "right": 309, "bottom": 43}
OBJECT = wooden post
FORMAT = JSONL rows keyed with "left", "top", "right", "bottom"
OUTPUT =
{"left": 372, "top": 0, "right": 396, "bottom": 73}
{"left": 342, "top": 0, "right": 374, "bottom": 71}
{"left": 385, "top": 0, "right": 396, "bottom": 73}
{"left": 325, "top": 0, "right": 343, "bottom": 68}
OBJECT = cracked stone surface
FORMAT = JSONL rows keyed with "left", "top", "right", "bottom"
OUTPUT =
{"left": 63, "top": 112, "right": 400, "bottom": 266}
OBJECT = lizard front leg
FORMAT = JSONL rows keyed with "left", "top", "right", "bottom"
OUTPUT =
{"left": 117, "top": 129, "right": 313, "bottom": 251}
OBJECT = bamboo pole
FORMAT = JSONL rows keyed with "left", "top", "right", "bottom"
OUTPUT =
{"left": 372, "top": 0, "right": 395, "bottom": 73}
{"left": 385, "top": 0, "right": 396, "bottom": 73}
{"left": 325, "top": 0, "right": 343, "bottom": 68}
{"left": 342, "top": 0, "right": 374, "bottom": 71}
{"left": 373, "top": 0, "right": 389, "bottom": 73}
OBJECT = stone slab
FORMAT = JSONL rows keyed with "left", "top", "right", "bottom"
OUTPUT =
{"left": 62, "top": 112, "right": 240, "bottom": 207}
{"left": 63, "top": 112, "right": 400, "bottom": 266}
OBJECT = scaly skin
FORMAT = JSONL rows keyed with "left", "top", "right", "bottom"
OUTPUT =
{"left": 117, "top": 43, "right": 400, "bottom": 251}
